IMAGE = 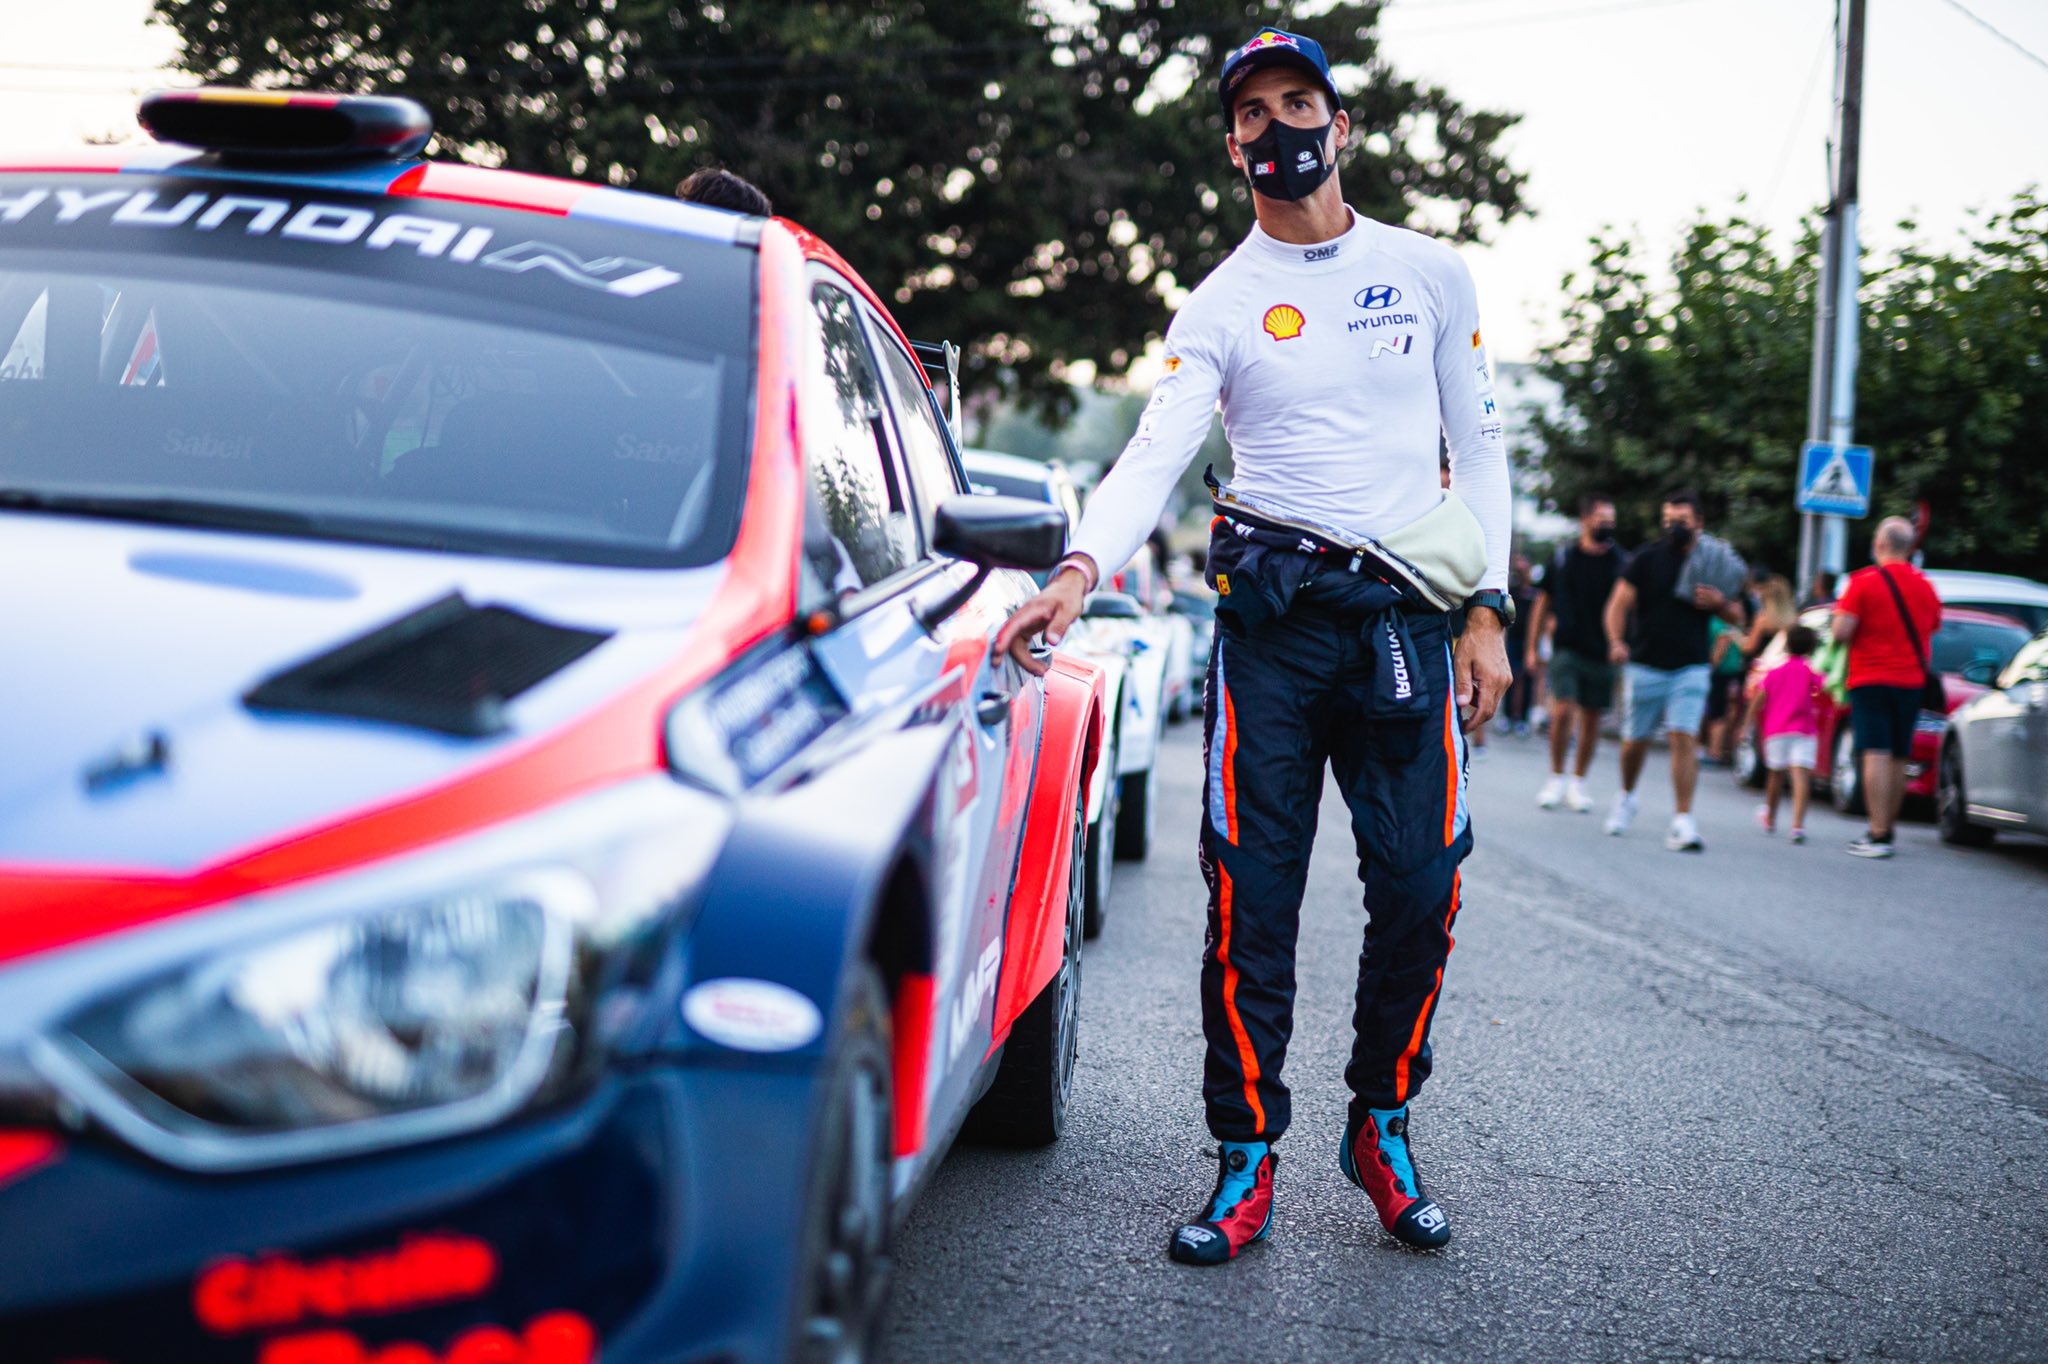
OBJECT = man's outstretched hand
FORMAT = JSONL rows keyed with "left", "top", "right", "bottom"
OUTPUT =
{"left": 994, "top": 569, "right": 1090, "bottom": 675}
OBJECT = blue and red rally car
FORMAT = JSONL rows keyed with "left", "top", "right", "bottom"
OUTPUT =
{"left": 0, "top": 90, "right": 1105, "bottom": 1363}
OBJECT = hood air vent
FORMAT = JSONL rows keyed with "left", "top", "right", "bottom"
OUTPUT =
{"left": 244, "top": 594, "right": 609, "bottom": 738}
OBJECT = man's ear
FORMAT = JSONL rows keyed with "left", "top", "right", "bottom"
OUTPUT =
{"left": 1331, "top": 108, "right": 1351, "bottom": 154}
{"left": 1225, "top": 132, "right": 1244, "bottom": 173}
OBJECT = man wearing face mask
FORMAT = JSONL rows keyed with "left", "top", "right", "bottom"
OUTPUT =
{"left": 1601, "top": 491, "right": 1743, "bottom": 850}
{"left": 995, "top": 27, "right": 1513, "bottom": 1267}
{"left": 1529, "top": 494, "right": 1624, "bottom": 812}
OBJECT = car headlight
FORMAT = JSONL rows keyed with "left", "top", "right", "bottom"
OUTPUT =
{"left": 22, "top": 781, "right": 728, "bottom": 1172}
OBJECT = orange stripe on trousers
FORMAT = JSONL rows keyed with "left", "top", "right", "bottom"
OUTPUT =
{"left": 1397, "top": 686, "right": 1466, "bottom": 1102}
{"left": 1214, "top": 682, "right": 1264, "bottom": 1131}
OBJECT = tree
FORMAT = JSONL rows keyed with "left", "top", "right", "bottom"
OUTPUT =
{"left": 1530, "top": 193, "right": 2048, "bottom": 581}
{"left": 153, "top": 0, "right": 1526, "bottom": 419}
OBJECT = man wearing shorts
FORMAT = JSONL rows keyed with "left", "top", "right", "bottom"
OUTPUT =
{"left": 1831, "top": 517, "right": 1941, "bottom": 858}
{"left": 1601, "top": 491, "right": 1740, "bottom": 850}
{"left": 1528, "top": 494, "right": 1621, "bottom": 812}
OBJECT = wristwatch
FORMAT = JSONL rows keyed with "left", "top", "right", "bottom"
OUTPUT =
{"left": 1464, "top": 589, "right": 1516, "bottom": 628}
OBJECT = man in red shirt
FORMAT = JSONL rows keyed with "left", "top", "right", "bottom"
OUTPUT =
{"left": 1831, "top": 517, "right": 1942, "bottom": 857}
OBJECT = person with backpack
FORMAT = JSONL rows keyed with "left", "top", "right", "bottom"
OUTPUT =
{"left": 1830, "top": 517, "right": 1942, "bottom": 858}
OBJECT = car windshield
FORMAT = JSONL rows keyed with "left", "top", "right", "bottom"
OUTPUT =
{"left": 0, "top": 176, "right": 755, "bottom": 566}
{"left": 966, "top": 466, "right": 1050, "bottom": 503}
{"left": 1931, "top": 616, "right": 2032, "bottom": 677}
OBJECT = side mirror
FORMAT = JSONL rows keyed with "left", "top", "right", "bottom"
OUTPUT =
{"left": 1081, "top": 591, "right": 1143, "bottom": 620}
{"left": 920, "top": 493, "right": 1068, "bottom": 629}
{"left": 932, "top": 494, "right": 1067, "bottom": 571}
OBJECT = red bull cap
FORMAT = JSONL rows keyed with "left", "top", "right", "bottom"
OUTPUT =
{"left": 1218, "top": 28, "right": 1341, "bottom": 118}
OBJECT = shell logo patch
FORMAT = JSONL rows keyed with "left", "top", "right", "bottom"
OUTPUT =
{"left": 1263, "top": 304, "right": 1305, "bottom": 341}
{"left": 1164, "top": 355, "right": 1183, "bottom": 373}
{"left": 1472, "top": 328, "right": 1483, "bottom": 348}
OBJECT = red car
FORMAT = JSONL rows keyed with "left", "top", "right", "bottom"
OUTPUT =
{"left": 1734, "top": 605, "right": 2034, "bottom": 813}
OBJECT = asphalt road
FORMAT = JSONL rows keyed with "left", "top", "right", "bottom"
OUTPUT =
{"left": 884, "top": 719, "right": 2048, "bottom": 1363}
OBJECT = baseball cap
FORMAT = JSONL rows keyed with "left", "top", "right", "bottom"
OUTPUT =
{"left": 1217, "top": 28, "right": 1342, "bottom": 119}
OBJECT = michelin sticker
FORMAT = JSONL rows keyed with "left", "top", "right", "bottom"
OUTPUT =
{"left": 682, "top": 978, "right": 823, "bottom": 1053}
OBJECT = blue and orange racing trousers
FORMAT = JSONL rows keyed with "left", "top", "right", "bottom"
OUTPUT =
{"left": 1197, "top": 562, "right": 1472, "bottom": 1144}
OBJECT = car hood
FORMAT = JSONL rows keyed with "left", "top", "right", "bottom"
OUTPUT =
{"left": 0, "top": 514, "right": 723, "bottom": 872}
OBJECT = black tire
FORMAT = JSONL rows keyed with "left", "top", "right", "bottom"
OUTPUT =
{"left": 1113, "top": 759, "right": 1156, "bottom": 861}
{"left": 1830, "top": 726, "right": 1866, "bottom": 816}
{"left": 1732, "top": 725, "right": 1766, "bottom": 789}
{"left": 1937, "top": 742, "right": 1996, "bottom": 847}
{"left": 1082, "top": 728, "right": 1119, "bottom": 939}
{"left": 963, "top": 798, "right": 1085, "bottom": 1147}
{"left": 793, "top": 964, "right": 894, "bottom": 1364}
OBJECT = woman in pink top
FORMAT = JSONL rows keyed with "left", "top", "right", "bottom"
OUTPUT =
{"left": 1754, "top": 623, "right": 1826, "bottom": 842}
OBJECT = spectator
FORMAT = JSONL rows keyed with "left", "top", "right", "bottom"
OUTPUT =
{"left": 1754, "top": 623, "right": 1825, "bottom": 843}
{"left": 1799, "top": 569, "right": 1839, "bottom": 611}
{"left": 1831, "top": 517, "right": 1941, "bottom": 858}
{"left": 1530, "top": 494, "right": 1622, "bottom": 812}
{"left": 678, "top": 167, "right": 773, "bottom": 217}
{"left": 1702, "top": 613, "right": 1747, "bottom": 764}
{"left": 1502, "top": 553, "right": 1537, "bottom": 733}
{"left": 1601, "top": 490, "right": 1744, "bottom": 851}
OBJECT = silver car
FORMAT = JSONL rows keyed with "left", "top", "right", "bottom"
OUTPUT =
{"left": 1938, "top": 625, "right": 2048, "bottom": 846}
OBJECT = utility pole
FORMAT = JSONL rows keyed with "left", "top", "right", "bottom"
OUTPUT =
{"left": 1798, "top": 0, "right": 1866, "bottom": 594}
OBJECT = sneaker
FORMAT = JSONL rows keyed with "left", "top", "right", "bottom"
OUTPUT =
{"left": 1340, "top": 1107, "right": 1451, "bottom": 1249}
{"left": 1790, "top": 827, "right": 1806, "bottom": 845}
{"left": 1537, "top": 776, "right": 1565, "bottom": 809}
{"left": 1563, "top": 778, "right": 1594, "bottom": 813}
{"left": 1754, "top": 804, "right": 1775, "bottom": 834}
{"left": 1665, "top": 813, "right": 1705, "bottom": 852}
{"left": 1847, "top": 834, "right": 1895, "bottom": 859}
{"left": 1168, "top": 1140, "right": 1276, "bottom": 1266}
{"left": 1603, "top": 791, "right": 1638, "bottom": 836}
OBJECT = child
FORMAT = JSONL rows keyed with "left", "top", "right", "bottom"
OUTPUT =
{"left": 1754, "top": 624, "right": 1825, "bottom": 843}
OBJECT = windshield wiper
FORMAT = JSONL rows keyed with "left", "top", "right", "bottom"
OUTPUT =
{"left": 0, "top": 487, "right": 317, "bottom": 536}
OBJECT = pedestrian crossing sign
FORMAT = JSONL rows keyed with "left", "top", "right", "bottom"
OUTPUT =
{"left": 1796, "top": 442, "right": 1873, "bottom": 517}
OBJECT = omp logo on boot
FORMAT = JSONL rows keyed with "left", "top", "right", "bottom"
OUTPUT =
{"left": 1413, "top": 1203, "right": 1448, "bottom": 1233}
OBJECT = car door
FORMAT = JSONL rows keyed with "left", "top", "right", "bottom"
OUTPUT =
{"left": 856, "top": 297, "right": 1048, "bottom": 1126}
{"left": 1969, "top": 633, "right": 2048, "bottom": 824}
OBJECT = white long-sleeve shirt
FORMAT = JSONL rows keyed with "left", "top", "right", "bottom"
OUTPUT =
{"left": 1070, "top": 210, "right": 1512, "bottom": 593}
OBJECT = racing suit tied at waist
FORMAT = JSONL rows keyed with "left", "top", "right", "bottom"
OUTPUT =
{"left": 1204, "top": 482, "right": 1437, "bottom": 721}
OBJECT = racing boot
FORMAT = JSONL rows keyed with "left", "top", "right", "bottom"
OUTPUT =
{"left": 1340, "top": 1106, "right": 1451, "bottom": 1249}
{"left": 1167, "top": 1140, "right": 1276, "bottom": 1266}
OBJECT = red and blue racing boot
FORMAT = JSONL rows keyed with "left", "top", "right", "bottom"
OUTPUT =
{"left": 1340, "top": 1106, "right": 1451, "bottom": 1249}
{"left": 1168, "top": 1140, "right": 1276, "bottom": 1266}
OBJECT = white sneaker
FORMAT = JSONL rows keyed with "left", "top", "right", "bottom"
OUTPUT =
{"left": 1564, "top": 778, "right": 1594, "bottom": 813}
{"left": 1665, "top": 813, "right": 1705, "bottom": 852}
{"left": 1603, "top": 792, "right": 1638, "bottom": 836}
{"left": 1537, "top": 776, "right": 1565, "bottom": 809}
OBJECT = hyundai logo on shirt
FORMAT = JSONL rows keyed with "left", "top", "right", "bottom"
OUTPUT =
{"left": 1355, "top": 284, "right": 1402, "bottom": 310}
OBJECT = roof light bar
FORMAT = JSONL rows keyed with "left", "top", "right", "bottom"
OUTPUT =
{"left": 138, "top": 89, "right": 433, "bottom": 162}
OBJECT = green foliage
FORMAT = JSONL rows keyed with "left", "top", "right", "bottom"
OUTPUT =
{"left": 1532, "top": 193, "right": 2048, "bottom": 580}
{"left": 152, "top": 0, "right": 1525, "bottom": 420}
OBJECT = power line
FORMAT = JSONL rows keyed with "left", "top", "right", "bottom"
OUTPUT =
{"left": 1764, "top": 24, "right": 1835, "bottom": 216}
{"left": 1933, "top": 0, "right": 2048, "bottom": 73}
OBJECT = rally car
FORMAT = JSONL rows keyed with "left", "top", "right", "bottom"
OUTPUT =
{"left": 0, "top": 90, "right": 1107, "bottom": 1364}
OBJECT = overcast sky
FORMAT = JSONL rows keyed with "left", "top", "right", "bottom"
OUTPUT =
{"left": 3, "top": 0, "right": 2044, "bottom": 364}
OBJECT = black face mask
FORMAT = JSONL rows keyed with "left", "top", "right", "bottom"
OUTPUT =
{"left": 1590, "top": 524, "right": 1617, "bottom": 546}
{"left": 1663, "top": 521, "right": 1697, "bottom": 551}
{"left": 1237, "top": 115, "right": 1337, "bottom": 202}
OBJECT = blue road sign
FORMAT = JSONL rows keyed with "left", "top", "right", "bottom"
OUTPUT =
{"left": 1797, "top": 442, "right": 1873, "bottom": 517}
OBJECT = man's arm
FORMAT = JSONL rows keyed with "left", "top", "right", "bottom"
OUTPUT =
{"left": 1604, "top": 578, "right": 1637, "bottom": 665}
{"left": 1832, "top": 611, "right": 1859, "bottom": 644}
{"left": 995, "top": 327, "right": 1225, "bottom": 673}
{"left": 1522, "top": 587, "right": 1551, "bottom": 671}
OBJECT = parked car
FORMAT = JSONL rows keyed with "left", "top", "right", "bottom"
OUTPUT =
{"left": 1938, "top": 625, "right": 2048, "bottom": 846}
{"left": 0, "top": 90, "right": 1109, "bottom": 1364}
{"left": 1733, "top": 605, "right": 2032, "bottom": 813}
{"left": 1171, "top": 586, "right": 1218, "bottom": 714}
{"left": 960, "top": 449, "right": 1170, "bottom": 936}
{"left": 1921, "top": 568, "right": 2048, "bottom": 634}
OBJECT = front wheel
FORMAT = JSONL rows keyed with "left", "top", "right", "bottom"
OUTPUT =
{"left": 1830, "top": 727, "right": 1866, "bottom": 816}
{"left": 1937, "top": 743, "right": 1995, "bottom": 847}
{"left": 794, "top": 965, "right": 894, "bottom": 1364}
{"left": 963, "top": 797, "right": 1086, "bottom": 1147}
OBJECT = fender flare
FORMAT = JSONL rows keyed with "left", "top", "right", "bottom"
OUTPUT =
{"left": 991, "top": 652, "right": 1107, "bottom": 1045}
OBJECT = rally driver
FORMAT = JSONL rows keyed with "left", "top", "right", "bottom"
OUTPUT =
{"left": 995, "top": 27, "right": 1512, "bottom": 1265}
